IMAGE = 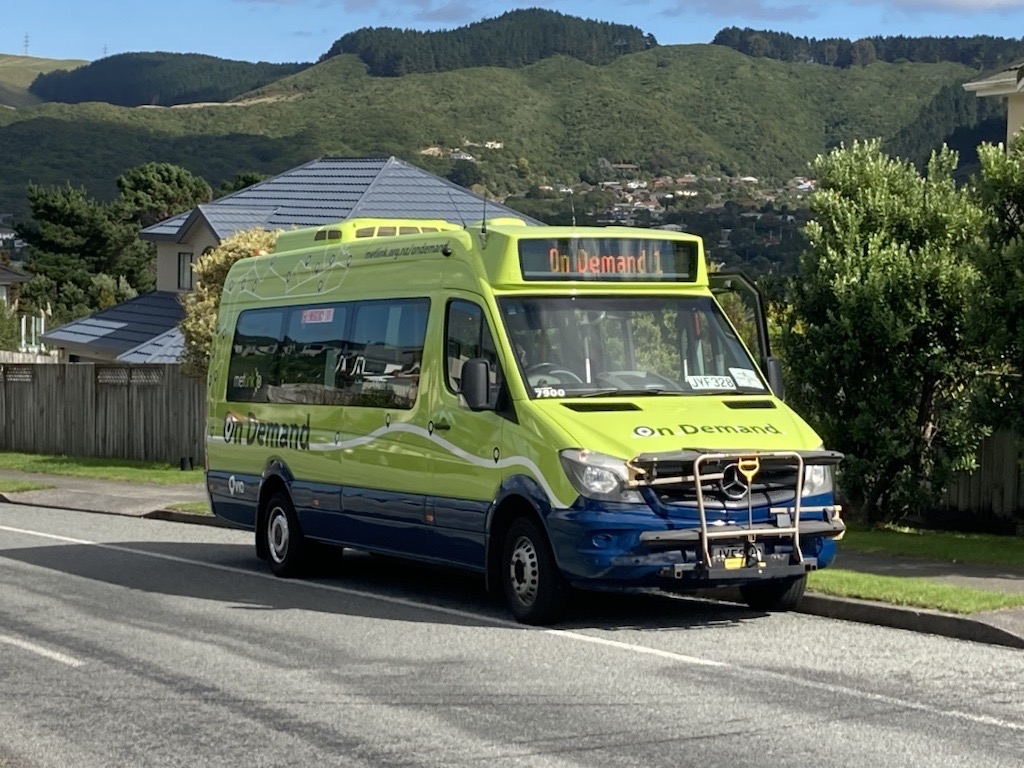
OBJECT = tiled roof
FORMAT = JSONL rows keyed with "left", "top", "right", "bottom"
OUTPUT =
{"left": 41, "top": 291, "right": 183, "bottom": 361}
{"left": 118, "top": 326, "right": 186, "bottom": 364}
{"left": 142, "top": 156, "right": 541, "bottom": 242}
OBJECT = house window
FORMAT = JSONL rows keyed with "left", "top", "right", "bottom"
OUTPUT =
{"left": 177, "top": 252, "right": 195, "bottom": 290}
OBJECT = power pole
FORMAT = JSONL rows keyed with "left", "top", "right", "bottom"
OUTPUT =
{"left": 23, "top": 34, "right": 29, "bottom": 56}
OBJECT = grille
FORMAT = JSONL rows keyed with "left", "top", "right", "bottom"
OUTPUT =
{"left": 630, "top": 456, "right": 806, "bottom": 512}
{"left": 653, "top": 460, "right": 799, "bottom": 510}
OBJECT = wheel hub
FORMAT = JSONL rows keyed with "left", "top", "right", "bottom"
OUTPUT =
{"left": 268, "top": 508, "right": 289, "bottom": 564}
{"left": 509, "top": 536, "right": 539, "bottom": 606}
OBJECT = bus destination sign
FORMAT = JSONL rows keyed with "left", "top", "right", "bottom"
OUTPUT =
{"left": 518, "top": 238, "right": 698, "bottom": 282}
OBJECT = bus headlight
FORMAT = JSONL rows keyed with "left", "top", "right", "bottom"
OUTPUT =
{"left": 802, "top": 464, "right": 834, "bottom": 498}
{"left": 559, "top": 449, "right": 643, "bottom": 504}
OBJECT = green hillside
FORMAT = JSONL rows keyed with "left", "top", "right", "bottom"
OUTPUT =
{"left": 0, "top": 44, "right": 983, "bottom": 216}
{"left": 28, "top": 52, "right": 309, "bottom": 107}
{"left": 0, "top": 54, "right": 88, "bottom": 108}
{"left": 322, "top": 8, "right": 653, "bottom": 74}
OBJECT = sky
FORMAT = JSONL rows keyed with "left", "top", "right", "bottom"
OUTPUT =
{"left": 5, "top": 0, "right": 1024, "bottom": 65}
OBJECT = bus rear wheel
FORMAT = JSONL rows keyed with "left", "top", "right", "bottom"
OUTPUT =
{"left": 739, "top": 574, "right": 807, "bottom": 612}
{"left": 262, "top": 490, "right": 307, "bottom": 578}
{"left": 501, "top": 517, "right": 568, "bottom": 625}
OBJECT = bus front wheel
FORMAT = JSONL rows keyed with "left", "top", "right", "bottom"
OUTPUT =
{"left": 262, "top": 491, "right": 307, "bottom": 578}
{"left": 501, "top": 517, "right": 568, "bottom": 625}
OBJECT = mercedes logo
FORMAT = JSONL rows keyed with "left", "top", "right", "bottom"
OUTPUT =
{"left": 720, "top": 463, "right": 750, "bottom": 500}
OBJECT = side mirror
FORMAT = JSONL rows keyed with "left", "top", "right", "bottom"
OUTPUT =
{"left": 460, "top": 358, "right": 493, "bottom": 411}
{"left": 765, "top": 356, "right": 785, "bottom": 401}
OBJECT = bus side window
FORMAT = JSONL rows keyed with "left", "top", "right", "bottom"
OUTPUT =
{"left": 445, "top": 300, "right": 501, "bottom": 397}
{"left": 343, "top": 298, "right": 429, "bottom": 409}
{"left": 226, "top": 308, "right": 284, "bottom": 403}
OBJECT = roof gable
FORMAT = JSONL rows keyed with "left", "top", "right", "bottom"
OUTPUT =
{"left": 141, "top": 156, "right": 540, "bottom": 242}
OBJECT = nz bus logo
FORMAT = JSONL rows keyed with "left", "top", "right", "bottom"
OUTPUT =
{"left": 227, "top": 475, "right": 245, "bottom": 496}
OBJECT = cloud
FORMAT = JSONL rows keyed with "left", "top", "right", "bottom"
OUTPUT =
{"left": 236, "top": 0, "right": 502, "bottom": 24}
{"left": 661, "top": 0, "right": 816, "bottom": 21}
{"left": 658, "top": 0, "right": 1024, "bottom": 18}
{"left": 881, "top": 0, "right": 1024, "bottom": 8}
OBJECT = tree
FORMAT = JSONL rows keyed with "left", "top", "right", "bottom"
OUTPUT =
{"left": 447, "top": 160, "right": 483, "bottom": 189}
{"left": 116, "top": 162, "right": 212, "bottom": 228}
{"left": 16, "top": 183, "right": 154, "bottom": 317}
{"left": 215, "top": 171, "right": 270, "bottom": 198}
{"left": 781, "top": 140, "right": 990, "bottom": 524}
{"left": 972, "top": 136, "right": 1024, "bottom": 431}
{"left": 180, "top": 228, "right": 279, "bottom": 379}
{"left": 851, "top": 39, "right": 876, "bottom": 67}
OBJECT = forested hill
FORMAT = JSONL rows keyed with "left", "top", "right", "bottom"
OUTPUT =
{"left": 713, "top": 28, "right": 1024, "bottom": 70}
{"left": 28, "top": 53, "right": 309, "bottom": 107}
{"left": 319, "top": 9, "right": 655, "bottom": 76}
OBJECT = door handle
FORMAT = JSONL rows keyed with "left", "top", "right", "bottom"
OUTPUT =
{"left": 432, "top": 419, "right": 451, "bottom": 432}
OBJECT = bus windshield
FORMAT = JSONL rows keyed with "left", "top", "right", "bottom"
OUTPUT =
{"left": 498, "top": 295, "right": 767, "bottom": 399}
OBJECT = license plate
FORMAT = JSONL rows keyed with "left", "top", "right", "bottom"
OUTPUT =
{"left": 713, "top": 544, "right": 763, "bottom": 569}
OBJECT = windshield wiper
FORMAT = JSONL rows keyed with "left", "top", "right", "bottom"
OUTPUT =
{"left": 577, "top": 387, "right": 686, "bottom": 398}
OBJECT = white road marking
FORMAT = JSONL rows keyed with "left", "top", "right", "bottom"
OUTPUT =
{"left": 0, "top": 634, "right": 84, "bottom": 667}
{"left": 2, "top": 522, "right": 1023, "bottom": 733}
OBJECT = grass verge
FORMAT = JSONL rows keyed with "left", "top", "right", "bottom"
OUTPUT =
{"left": 0, "top": 452, "right": 203, "bottom": 485}
{"left": 166, "top": 501, "right": 212, "bottom": 515}
{"left": 840, "top": 523, "right": 1024, "bottom": 569}
{"left": 0, "top": 480, "right": 56, "bottom": 493}
{"left": 808, "top": 568, "right": 1024, "bottom": 614}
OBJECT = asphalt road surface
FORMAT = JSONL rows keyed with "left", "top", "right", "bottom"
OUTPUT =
{"left": 2, "top": 503, "right": 1022, "bottom": 768}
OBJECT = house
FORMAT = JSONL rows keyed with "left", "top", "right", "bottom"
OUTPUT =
{"left": 963, "top": 59, "right": 1024, "bottom": 145}
{"left": 0, "top": 264, "right": 29, "bottom": 309}
{"left": 42, "top": 156, "right": 540, "bottom": 363}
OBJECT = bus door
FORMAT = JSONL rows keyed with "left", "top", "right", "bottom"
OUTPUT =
{"left": 425, "top": 297, "right": 506, "bottom": 568}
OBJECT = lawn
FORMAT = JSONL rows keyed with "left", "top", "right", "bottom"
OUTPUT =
{"left": 0, "top": 452, "right": 203, "bottom": 486}
{"left": 0, "top": 479, "right": 55, "bottom": 493}
{"left": 839, "top": 522, "right": 1024, "bottom": 569}
{"left": 807, "top": 522, "right": 1024, "bottom": 614}
{"left": 808, "top": 569, "right": 1024, "bottom": 614}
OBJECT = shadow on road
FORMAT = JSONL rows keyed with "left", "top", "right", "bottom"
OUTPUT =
{"left": 0, "top": 538, "right": 768, "bottom": 632}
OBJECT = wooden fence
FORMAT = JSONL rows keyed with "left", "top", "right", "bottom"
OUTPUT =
{"left": 942, "top": 431, "right": 1024, "bottom": 525}
{"left": 0, "top": 351, "right": 56, "bottom": 364}
{"left": 0, "top": 364, "right": 205, "bottom": 465}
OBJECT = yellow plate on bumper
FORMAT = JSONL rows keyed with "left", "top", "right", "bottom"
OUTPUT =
{"left": 724, "top": 557, "right": 745, "bottom": 570}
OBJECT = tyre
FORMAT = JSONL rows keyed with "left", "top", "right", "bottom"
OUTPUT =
{"left": 501, "top": 517, "right": 569, "bottom": 625}
{"left": 739, "top": 574, "right": 807, "bottom": 612}
{"left": 261, "top": 490, "right": 308, "bottom": 578}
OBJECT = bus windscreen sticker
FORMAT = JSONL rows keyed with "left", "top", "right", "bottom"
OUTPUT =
{"left": 301, "top": 308, "right": 335, "bottom": 324}
{"left": 729, "top": 368, "right": 765, "bottom": 390}
{"left": 519, "top": 238, "right": 698, "bottom": 282}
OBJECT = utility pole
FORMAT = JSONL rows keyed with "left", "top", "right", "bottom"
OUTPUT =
{"left": 23, "top": 34, "right": 29, "bottom": 56}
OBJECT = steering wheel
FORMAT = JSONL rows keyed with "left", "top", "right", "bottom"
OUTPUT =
{"left": 525, "top": 362, "right": 583, "bottom": 386}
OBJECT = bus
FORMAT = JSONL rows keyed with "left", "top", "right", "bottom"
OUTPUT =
{"left": 205, "top": 216, "right": 844, "bottom": 624}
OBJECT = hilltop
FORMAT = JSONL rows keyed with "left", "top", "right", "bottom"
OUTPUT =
{"left": 0, "top": 54, "right": 87, "bottom": 108}
{"left": 0, "top": 10, "right": 1007, "bottom": 219}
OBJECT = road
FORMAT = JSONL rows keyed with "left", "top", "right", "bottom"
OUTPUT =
{"left": 1, "top": 503, "right": 1022, "bottom": 768}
